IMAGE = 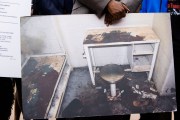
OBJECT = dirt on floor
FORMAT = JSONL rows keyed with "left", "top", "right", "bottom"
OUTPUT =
{"left": 59, "top": 66, "right": 176, "bottom": 118}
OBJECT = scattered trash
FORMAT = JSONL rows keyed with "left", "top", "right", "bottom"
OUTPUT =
{"left": 127, "top": 77, "right": 132, "bottom": 80}
{"left": 133, "top": 100, "right": 149, "bottom": 107}
{"left": 141, "top": 92, "right": 157, "bottom": 99}
{"left": 120, "top": 90, "right": 124, "bottom": 94}
{"left": 95, "top": 86, "right": 102, "bottom": 90}
{"left": 104, "top": 89, "right": 107, "bottom": 93}
{"left": 150, "top": 87, "right": 157, "bottom": 92}
{"left": 132, "top": 86, "right": 141, "bottom": 95}
{"left": 141, "top": 91, "right": 147, "bottom": 94}
{"left": 172, "top": 97, "right": 176, "bottom": 100}
{"left": 106, "top": 89, "right": 121, "bottom": 101}
{"left": 136, "top": 85, "right": 139, "bottom": 89}
{"left": 132, "top": 87, "right": 157, "bottom": 99}
{"left": 116, "top": 91, "right": 121, "bottom": 98}
{"left": 124, "top": 69, "right": 132, "bottom": 71}
{"left": 42, "top": 72, "right": 47, "bottom": 77}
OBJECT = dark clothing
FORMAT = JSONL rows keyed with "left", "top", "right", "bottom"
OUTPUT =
{"left": 140, "top": 0, "right": 168, "bottom": 12}
{"left": 76, "top": 0, "right": 142, "bottom": 17}
{"left": 168, "top": 0, "right": 180, "bottom": 15}
{"left": 171, "top": 14, "right": 180, "bottom": 120}
{"left": 0, "top": 77, "right": 23, "bottom": 120}
{"left": 140, "top": 112, "right": 171, "bottom": 120}
{"left": 14, "top": 78, "right": 22, "bottom": 120}
{"left": 0, "top": 77, "right": 14, "bottom": 120}
{"left": 140, "top": 0, "right": 180, "bottom": 13}
{"left": 32, "top": 0, "right": 73, "bottom": 15}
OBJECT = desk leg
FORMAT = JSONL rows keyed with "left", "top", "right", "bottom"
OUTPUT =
{"left": 148, "top": 42, "right": 159, "bottom": 81}
{"left": 84, "top": 46, "right": 95, "bottom": 85}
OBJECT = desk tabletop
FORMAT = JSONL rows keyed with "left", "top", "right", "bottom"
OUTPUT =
{"left": 83, "top": 27, "right": 160, "bottom": 44}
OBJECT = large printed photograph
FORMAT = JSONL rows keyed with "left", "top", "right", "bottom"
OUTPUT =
{"left": 21, "top": 13, "right": 176, "bottom": 119}
{"left": 0, "top": 0, "right": 180, "bottom": 120}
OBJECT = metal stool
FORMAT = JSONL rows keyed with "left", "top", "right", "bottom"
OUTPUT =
{"left": 100, "top": 64, "right": 124, "bottom": 97}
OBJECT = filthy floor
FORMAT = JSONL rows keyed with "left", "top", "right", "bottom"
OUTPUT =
{"left": 58, "top": 66, "right": 176, "bottom": 118}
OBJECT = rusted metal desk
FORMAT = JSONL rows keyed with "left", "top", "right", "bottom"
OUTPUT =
{"left": 83, "top": 27, "right": 160, "bottom": 85}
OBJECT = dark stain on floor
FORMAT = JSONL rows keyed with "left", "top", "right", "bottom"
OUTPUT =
{"left": 59, "top": 66, "right": 176, "bottom": 118}
{"left": 22, "top": 57, "right": 60, "bottom": 119}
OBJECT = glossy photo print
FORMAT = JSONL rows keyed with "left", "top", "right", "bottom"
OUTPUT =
{"left": 20, "top": 13, "right": 176, "bottom": 119}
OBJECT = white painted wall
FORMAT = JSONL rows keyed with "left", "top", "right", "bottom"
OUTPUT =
{"left": 21, "top": 16, "right": 65, "bottom": 64}
{"left": 152, "top": 13, "right": 175, "bottom": 95}
{"left": 162, "top": 58, "right": 175, "bottom": 94}
{"left": 54, "top": 14, "right": 154, "bottom": 67}
{"left": 92, "top": 46, "right": 130, "bottom": 66}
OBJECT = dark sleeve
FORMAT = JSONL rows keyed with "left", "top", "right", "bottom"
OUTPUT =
{"left": 64, "top": 0, "right": 74, "bottom": 14}
{"left": 77, "top": 0, "right": 111, "bottom": 17}
{"left": 36, "top": 0, "right": 62, "bottom": 15}
{"left": 120, "top": 0, "right": 142, "bottom": 12}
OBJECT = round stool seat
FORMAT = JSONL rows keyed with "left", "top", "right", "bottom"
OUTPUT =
{"left": 100, "top": 64, "right": 124, "bottom": 83}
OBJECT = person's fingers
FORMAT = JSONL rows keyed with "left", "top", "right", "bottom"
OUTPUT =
{"left": 122, "top": 4, "right": 130, "bottom": 12}
{"left": 104, "top": 13, "right": 112, "bottom": 26}
{"left": 104, "top": 10, "right": 127, "bottom": 26}
{"left": 118, "top": 3, "right": 125, "bottom": 13}
{"left": 107, "top": 0, "right": 127, "bottom": 16}
{"left": 121, "top": 11, "right": 126, "bottom": 17}
{"left": 114, "top": 12, "right": 125, "bottom": 20}
{"left": 110, "top": 12, "right": 126, "bottom": 23}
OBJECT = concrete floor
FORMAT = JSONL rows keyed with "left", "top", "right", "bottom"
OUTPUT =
{"left": 8, "top": 66, "right": 176, "bottom": 120}
{"left": 9, "top": 84, "right": 141, "bottom": 120}
{"left": 58, "top": 66, "right": 176, "bottom": 118}
{"left": 9, "top": 102, "right": 142, "bottom": 120}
